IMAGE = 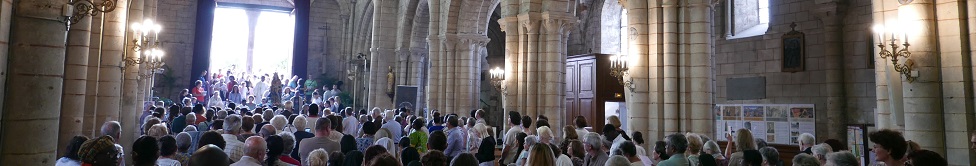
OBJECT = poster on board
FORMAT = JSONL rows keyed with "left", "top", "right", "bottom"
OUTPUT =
{"left": 715, "top": 104, "right": 815, "bottom": 145}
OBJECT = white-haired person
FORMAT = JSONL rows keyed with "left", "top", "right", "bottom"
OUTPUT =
{"left": 812, "top": 143, "right": 834, "bottom": 164}
{"left": 306, "top": 149, "right": 329, "bottom": 166}
{"left": 278, "top": 132, "right": 301, "bottom": 165}
{"left": 825, "top": 151, "right": 858, "bottom": 166}
{"left": 289, "top": 115, "right": 314, "bottom": 161}
{"left": 685, "top": 133, "right": 704, "bottom": 165}
{"left": 271, "top": 115, "right": 288, "bottom": 133}
{"left": 538, "top": 126, "right": 555, "bottom": 145}
{"left": 380, "top": 109, "right": 403, "bottom": 140}
{"left": 798, "top": 133, "right": 815, "bottom": 154}
{"left": 148, "top": 124, "right": 170, "bottom": 139}
{"left": 703, "top": 141, "right": 728, "bottom": 165}
{"left": 222, "top": 115, "right": 246, "bottom": 162}
{"left": 515, "top": 135, "right": 539, "bottom": 166}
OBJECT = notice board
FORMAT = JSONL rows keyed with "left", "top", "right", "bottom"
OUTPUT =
{"left": 714, "top": 104, "right": 815, "bottom": 145}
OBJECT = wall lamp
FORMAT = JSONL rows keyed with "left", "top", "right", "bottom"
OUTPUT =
{"left": 872, "top": 24, "right": 918, "bottom": 83}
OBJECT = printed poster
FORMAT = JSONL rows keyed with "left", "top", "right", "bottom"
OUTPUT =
{"left": 714, "top": 104, "right": 815, "bottom": 145}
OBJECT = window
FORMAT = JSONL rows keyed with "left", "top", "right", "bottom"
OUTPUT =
{"left": 727, "top": 0, "right": 770, "bottom": 39}
{"left": 210, "top": 6, "right": 295, "bottom": 77}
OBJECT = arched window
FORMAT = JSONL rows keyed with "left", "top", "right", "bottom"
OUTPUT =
{"left": 726, "top": 0, "right": 770, "bottom": 39}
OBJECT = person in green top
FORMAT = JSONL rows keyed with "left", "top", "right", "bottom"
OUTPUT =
{"left": 303, "top": 74, "right": 318, "bottom": 97}
{"left": 409, "top": 118, "right": 429, "bottom": 153}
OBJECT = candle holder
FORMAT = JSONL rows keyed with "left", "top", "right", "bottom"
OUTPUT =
{"left": 609, "top": 55, "right": 636, "bottom": 93}
{"left": 609, "top": 55, "right": 629, "bottom": 85}
{"left": 489, "top": 67, "right": 505, "bottom": 94}
{"left": 873, "top": 25, "right": 918, "bottom": 83}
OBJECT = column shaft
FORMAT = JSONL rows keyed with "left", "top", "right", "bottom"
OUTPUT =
{"left": 122, "top": 1, "right": 144, "bottom": 163}
{"left": 96, "top": 0, "right": 128, "bottom": 133}
{"left": 662, "top": 0, "right": 680, "bottom": 134}
{"left": 900, "top": 0, "right": 945, "bottom": 155}
{"left": 59, "top": 11, "right": 92, "bottom": 154}
{"left": 0, "top": 0, "right": 68, "bottom": 164}
{"left": 625, "top": 0, "right": 651, "bottom": 140}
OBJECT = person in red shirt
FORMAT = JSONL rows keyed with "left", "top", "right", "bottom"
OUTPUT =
{"left": 193, "top": 80, "right": 206, "bottom": 104}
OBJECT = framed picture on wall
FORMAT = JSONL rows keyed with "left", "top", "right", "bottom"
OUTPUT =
{"left": 782, "top": 22, "right": 805, "bottom": 72}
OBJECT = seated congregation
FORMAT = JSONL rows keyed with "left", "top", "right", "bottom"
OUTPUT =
{"left": 54, "top": 104, "right": 948, "bottom": 166}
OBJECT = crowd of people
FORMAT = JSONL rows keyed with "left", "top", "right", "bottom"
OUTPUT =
{"left": 50, "top": 70, "right": 953, "bottom": 166}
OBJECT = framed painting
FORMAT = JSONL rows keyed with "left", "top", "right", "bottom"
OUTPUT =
{"left": 782, "top": 22, "right": 805, "bottom": 72}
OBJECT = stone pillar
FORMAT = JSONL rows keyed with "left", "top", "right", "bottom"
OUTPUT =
{"left": 872, "top": 0, "right": 892, "bottom": 130}
{"left": 368, "top": 0, "right": 397, "bottom": 109}
{"left": 0, "top": 0, "right": 10, "bottom": 137}
{"left": 0, "top": 0, "right": 69, "bottom": 164}
{"left": 934, "top": 0, "right": 974, "bottom": 163}
{"left": 499, "top": 16, "right": 518, "bottom": 115}
{"left": 899, "top": 0, "right": 945, "bottom": 155}
{"left": 96, "top": 0, "right": 128, "bottom": 132}
{"left": 456, "top": 35, "right": 488, "bottom": 113}
{"left": 83, "top": 12, "right": 103, "bottom": 137}
{"left": 624, "top": 0, "right": 652, "bottom": 142}
{"left": 427, "top": 36, "right": 441, "bottom": 111}
{"left": 662, "top": 0, "right": 680, "bottom": 134}
{"left": 525, "top": 21, "right": 540, "bottom": 119}
{"left": 687, "top": 0, "right": 713, "bottom": 135}
{"left": 441, "top": 36, "right": 456, "bottom": 114}
{"left": 646, "top": 0, "right": 664, "bottom": 140}
{"left": 816, "top": 1, "right": 847, "bottom": 140}
{"left": 59, "top": 9, "right": 93, "bottom": 153}
{"left": 122, "top": 1, "right": 144, "bottom": 163}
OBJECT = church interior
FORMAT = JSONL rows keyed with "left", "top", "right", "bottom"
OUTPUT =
{"left": 2, "top": 0, "right": 976, "bottom": 165}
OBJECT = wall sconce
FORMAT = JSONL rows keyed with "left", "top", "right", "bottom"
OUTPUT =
{"left": 489, "top": 67, "right": 506, "bottom": 94}
{"left": 66, "top": 0, "right": 119, "bottom": 25}
{"left": 610, "top": 55, "right": 636, "bottom": 92}
{"left": 872, "top": 24, "right": 918, "bottom": 82}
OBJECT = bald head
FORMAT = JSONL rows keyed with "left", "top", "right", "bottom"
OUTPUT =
{"left": 260, "top": 124, "right": 277, "bottom": 138}
{"left": 101, "top": 121, "right": 121, "bottom": 141}
{"left": 244, "top": 136, "right": 267, "bottom": 161}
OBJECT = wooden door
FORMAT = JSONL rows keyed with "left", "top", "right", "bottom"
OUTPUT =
{"left": 576, "top": 59, "right": 596, "bottom": 128}
{"left": 565, "top": 61, "right": 578, "bottom": 126}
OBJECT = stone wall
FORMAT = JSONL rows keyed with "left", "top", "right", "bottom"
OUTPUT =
{"left": 712, "top": 0, "right": 876, "bottom": 139}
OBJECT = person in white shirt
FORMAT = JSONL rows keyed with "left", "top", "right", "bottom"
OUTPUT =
{"left": 253, "top": 76, "right": 269, "bottom": 104}
{"left": 342, "top": 108, "right": 359, "bottom": 134}
{"left": 222, "top": 115, "right": 246, "bottom": 162}
{"left": 380, "top": 110, "right": 403, "bottom": 139}
{"left": 231, "top": 136, "right": 266, "bottom": 166}
{"left": 208, "top": 91, "right": 224, "bottom": 109}
{"left": 501, "top": 111, "right": 523, "bottom": 165}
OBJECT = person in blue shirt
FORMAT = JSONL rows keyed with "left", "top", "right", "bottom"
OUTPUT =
{"left": 443, "top": 115, "right": 464, "bottom": 158}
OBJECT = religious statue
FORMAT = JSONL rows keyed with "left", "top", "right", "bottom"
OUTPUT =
{"left": 387, "top": 66, "right": 395, "bottom": 95}
{"left": 268, "top": 72, "right": 283, "bottom": 107}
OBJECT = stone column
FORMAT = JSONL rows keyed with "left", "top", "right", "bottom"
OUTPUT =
{"left": 368, "top": 0, "right": 397, "bottom": 109}
{"left": 525, "top": 21, "right": 540, "bottom": 119}
{"left": 872, "top": 0, "right": 891, "bottom": 130}
{"left": 934, "top": 0, "right": 973, "bottom": 163}
{"left": 662, "top": 0, "right": 680, "bottom": 134}
{"left": 456, "top": 35, "right": 488, "bottom": 113}
{"left": 0, "top": 0, "right": 69, "bottom": 164}
{"left": 83, "top": 12, "right": 104, "bottom": 137}
{"left": 646, "top": 0, "right": 664, "bottom": 140}
{"left": 499, "top": 16, "right": 518, "bottom": 115}
{"left": 59, "top": 8, "right": 93, "bottom": 153}
{"left": 427, "top": 36, "right": 441, "bottom": 111}
{"left": 900, "top": 0, "right": 945, "bottom": 155}
{"left": 122, "top": 1, "right": 144, "bottom": 161}
{"left": 816, "top": 1, "right": 847, "bottom": 140}
{"left": 624, "top": 0, "right": 652, "bottom": 142}
{"left": 0, "top": 0, "right": 10, "bottom": 136}
{"left": 96, "top": 0, "right": 128, "bottom": 130}
{"left": 687, "top": 0, "right": 713, "bottom": 135}
{"left": 441, "top": 36, "right": 456, "bottom": 114}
